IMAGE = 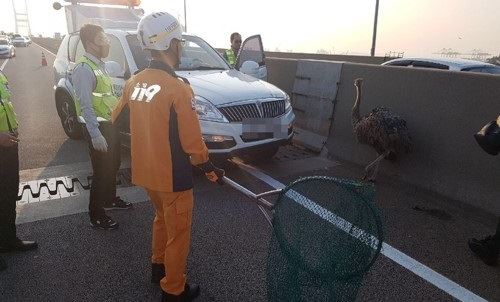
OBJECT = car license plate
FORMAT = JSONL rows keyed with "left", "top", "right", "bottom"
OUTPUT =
{"left": 242, "top": 118, "right": 288, "bottom": 140}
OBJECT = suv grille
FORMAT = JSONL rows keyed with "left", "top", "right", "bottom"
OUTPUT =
{"left": 218, "top": 99, "right": 286, "bottom": 123}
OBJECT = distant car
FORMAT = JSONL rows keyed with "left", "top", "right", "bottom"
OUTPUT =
{"left": 12, "top": 36, "right": 29, "bottom": 47}
{"left": 382, "top": 57, "right": 500, "bottom": 74}
{"left": 24, "top": 36, "right": 32, "bottom": 45}
{"left": 0, "top": 39, "right": 15, "bottom": 59}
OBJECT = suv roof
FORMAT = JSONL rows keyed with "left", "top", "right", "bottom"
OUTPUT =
{"left": 383, "top": 57, "right": 496, "bottom": 71}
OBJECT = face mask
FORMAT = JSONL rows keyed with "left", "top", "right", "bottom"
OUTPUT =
{"left": 92, "top": 32, "right": 110, "bottom": 58}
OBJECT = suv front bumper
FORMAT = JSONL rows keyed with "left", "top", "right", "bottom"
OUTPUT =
{"left": 200, "top": 109, "right": 295, "bottom": 159}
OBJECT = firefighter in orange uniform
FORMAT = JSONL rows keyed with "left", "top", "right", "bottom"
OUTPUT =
{"left": 112, "top": 12, "right": 224, "bottom": 302}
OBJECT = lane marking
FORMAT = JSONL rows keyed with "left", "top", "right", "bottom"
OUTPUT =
{"left": 1, "top": 58, "right": 9, "bottom": 70}
{"left": 285, "top": 189, "right": 380, "bottom": 249}
{"left": 32, "top": 42, "right": 57, "bottom": 57}
{"left": 232, "top": 159, "right": 286, "bottom": 189}
{"left": 235, "top": 160, "right": 488, "bottom": 302}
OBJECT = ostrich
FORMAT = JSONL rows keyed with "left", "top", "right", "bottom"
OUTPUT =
{"left": 352, "top": 78, "right": 412, "bottom": 181}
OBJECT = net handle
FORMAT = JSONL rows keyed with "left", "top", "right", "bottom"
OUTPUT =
{"left": 222, "top": 176, "right": 280, "bottom": 209}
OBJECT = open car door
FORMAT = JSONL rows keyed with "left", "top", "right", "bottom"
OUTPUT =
{"left": 235, "top": 35, "right": 267, "bottom": 81}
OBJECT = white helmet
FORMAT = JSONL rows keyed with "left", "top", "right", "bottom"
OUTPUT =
{"left": 137, "top": 12, "right": 182, "bottom": 51}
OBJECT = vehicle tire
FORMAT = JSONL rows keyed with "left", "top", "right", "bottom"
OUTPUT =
{"left": 241, "top": 145, "right": 279, "bottom": 164}
{"left": 56, "top": 93, "right": 82, "bottom": 140}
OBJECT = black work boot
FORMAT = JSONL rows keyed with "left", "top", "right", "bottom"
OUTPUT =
{"left": 468, "top": 236, "right": 499, "bottom": 266}
{"left": 151, "top": 263, "right": 165, "bottom": 284}
{"left": 0, "top": 238, "right": 38, "bottom": 253}
{"left": 161, "top": 283, "right": 200, "bottom": 302}
{"left": 0, "top": 256, "right": 6, "bottom": 271}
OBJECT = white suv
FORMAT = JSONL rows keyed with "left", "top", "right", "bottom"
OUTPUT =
{"left": 53, "top": 29, "right": 295, "bottom": 160}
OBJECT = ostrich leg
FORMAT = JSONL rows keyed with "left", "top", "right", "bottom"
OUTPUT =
{"left": 367, "top": 150, "right": 391, "bottom": 181}
{"left": 363, "top": 150, "right": 391, "bottom": 181}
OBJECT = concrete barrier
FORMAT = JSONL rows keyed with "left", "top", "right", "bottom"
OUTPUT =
{"left": 266, "top": 58, "right": 297, "bottom": 96}
{"left": 217, "top": 48, "right": 390, "bottom": 65}
{"left": 291, "top": 60, "right": 343, "bottom": 151}
{"left": 326, "top": 64, "right": 500, "bottom": 215}
{"left": 265, "top": 51, "right": 389, "bottom": 65}
{"left": 265, "top": 58, "right": 500, "bottom": 214}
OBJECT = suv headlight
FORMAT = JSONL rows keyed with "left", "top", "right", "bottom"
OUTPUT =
{"left": 194, "top": 96, "right": 228, "bottom": 122}
{"left": 284, "top": 94, "right": 292, "bottom": 112}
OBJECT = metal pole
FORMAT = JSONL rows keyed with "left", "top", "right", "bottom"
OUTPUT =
{"left": 370, "top": 0, "right": 380, "bottom": 57}
{"left": 71, "top": 0, "right": 78, "bottom": 33}
{"left": 183, "top": 0, "right": 187, "bottom": 32}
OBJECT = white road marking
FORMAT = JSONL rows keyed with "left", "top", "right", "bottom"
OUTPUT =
{"left": 32, "top": 42, "right": 57, "bottom": 56}
{"left": 235, "top": 161, "right": 488, "bottom": 302}
{"left": 285, "top": 189, "right": 380, "bottom": 249}
{"left": 1, "top": 58, "right": 9, "bottom": 70}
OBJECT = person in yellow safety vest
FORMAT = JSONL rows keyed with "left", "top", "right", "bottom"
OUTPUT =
{"left": 72, "top": 24, "right": 132, "bottom": 231}
{"left": 223, "top": 32, "right": 242, "bottom": 68}
{"left": 0, "top": 70, "right": 38, "bottom": 272}
{"left": 112, "top": 12, "right": 225, "bottom": 302}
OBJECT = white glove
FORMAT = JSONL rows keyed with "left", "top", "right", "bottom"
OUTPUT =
{"left": 91, "top": 134, "right": 108, "bottom": 153}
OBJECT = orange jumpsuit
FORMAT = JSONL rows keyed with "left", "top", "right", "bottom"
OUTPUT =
{"left": 112, "top": 60, "right": 209, "bottom": 295}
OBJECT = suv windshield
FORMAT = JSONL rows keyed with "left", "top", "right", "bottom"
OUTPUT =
{"left": 127, "top": 34, "right": 230, "bottom": 72}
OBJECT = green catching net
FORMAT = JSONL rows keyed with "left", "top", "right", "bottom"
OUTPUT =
{"left": 267, "top": 176, "right": 383, "bottom": 302}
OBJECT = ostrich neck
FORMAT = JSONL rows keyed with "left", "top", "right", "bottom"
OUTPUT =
{"left": 352, "top": 86, "right": 362, "bottom": 126}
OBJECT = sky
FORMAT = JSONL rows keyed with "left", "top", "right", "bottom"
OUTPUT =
{"left": 1, "top": 0, "right": 499, "bottom": 57}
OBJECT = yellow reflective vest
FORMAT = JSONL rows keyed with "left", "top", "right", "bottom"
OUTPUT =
{"left": 0, "top": 71, "right": 18, "bottom": 132}
{"left": 225, "top": 49, "right": 237, "bottom": 67}
{"left": 75, "top": 56, "right": 118, "bottom": 121}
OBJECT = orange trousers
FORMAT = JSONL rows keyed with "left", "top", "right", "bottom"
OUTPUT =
{"left": 148, "top": 189, "right": 194, "bottom": 295}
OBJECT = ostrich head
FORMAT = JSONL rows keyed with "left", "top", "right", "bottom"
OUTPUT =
{"left": 354, "top": 78, "right": 364, "bottom": 88}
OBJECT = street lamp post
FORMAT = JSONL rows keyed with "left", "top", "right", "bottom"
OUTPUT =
{"left": 370, "top": 0, "right": 380, "bottom": 57}
{"left": 183, "top": 0, "right": 187, "bottom": 32}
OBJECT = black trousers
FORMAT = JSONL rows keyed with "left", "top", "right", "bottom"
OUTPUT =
{"left": 0, "top": 145, "right": 19, "bottom": 245}
{"left": 83, "top": 122, "right": 121, "bottom": 219}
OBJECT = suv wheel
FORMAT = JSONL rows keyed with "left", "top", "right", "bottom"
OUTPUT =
{"left": 57, "top": 93, "right": 82, "bottom": 140}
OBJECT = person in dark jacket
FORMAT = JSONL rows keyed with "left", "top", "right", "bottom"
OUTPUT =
{"left": 468, "top": 115, "right": 500, "bottom": 266}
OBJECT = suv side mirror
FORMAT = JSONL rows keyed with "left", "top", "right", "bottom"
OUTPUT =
{"left": 105, "top": 61, "right": 125, "bottom": 78}
{"left": 240, "top": 60, "right": 259, "bottom": 77}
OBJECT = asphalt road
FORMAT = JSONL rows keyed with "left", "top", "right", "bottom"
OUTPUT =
{"left": 1, "top": 43, "right": 88, "bottom": 170}
{"left": 1, "top": 158, "right": 499, "bottom": 301}
{"left": 0, "top": 43, "right": 498, "bottom": 302}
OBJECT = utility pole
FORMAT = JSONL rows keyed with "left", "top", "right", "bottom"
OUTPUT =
{"left": 370, "top": 0, "right": 380, "bottom": 57}
{"left": 184, "top": 0, "right": 187, "bottom": 32}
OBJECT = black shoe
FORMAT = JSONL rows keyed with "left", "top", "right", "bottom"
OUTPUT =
{"left": 103, "top": 197, "right": 133, "bottom": 210}
{"left": 468, "top": 236, "right": 499, "bottom": 266}
{"left": 90, "top": 215, "right": 119, "bottom": 230}
{"left": 184, "top": 284, "right": 200, "bottom": 300}
{"left": 151, "top": 263, "right": 165, "bottom": 284}
{"left": 161, "top": 283, "right": 200, "bottom": 302}
{"left": 0, "top": 238, "right": 38, "bottom": 253}
{"left": 0, "top": 257, "right": 6, "bottom": 271}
